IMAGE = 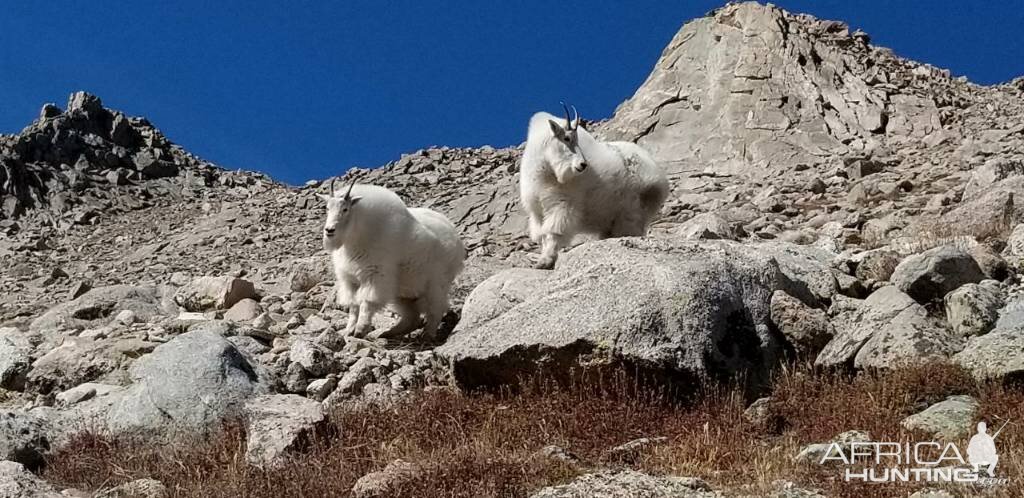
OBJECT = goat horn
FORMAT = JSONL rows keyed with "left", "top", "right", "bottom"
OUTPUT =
{"left": 344, "top": 179, "right": 356, "bottom": 199}
{"left": 560, "top": 101, "right": 572, "bottom": 129}
{"left": 571, "top": 105, "right": 580, "bottom": 130}
{"left": 328, "top": 177, "right": 336, "bottom": 196}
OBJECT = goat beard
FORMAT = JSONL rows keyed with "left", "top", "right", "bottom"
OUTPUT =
{"left": 323, "top": 234, "right": 342, "bottom": 252}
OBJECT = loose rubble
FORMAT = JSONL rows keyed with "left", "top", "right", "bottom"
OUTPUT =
{"left": 1, "top": 1, "right": 1024, "bottom": 496}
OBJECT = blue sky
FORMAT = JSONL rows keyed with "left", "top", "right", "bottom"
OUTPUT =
{"left": 2, "top": 2, "right": 1021, "bottom": 185}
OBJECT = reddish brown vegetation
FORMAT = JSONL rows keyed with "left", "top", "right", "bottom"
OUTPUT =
{"left": 41, "top": 363, "right": 1024, "bottom": 497}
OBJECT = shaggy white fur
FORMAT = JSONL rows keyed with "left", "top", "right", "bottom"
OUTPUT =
{"left": 320, "top": 182, "right": 465, "bottom": 340}
{"left": 519, "top": 109, "right": 669, "bottom": 269}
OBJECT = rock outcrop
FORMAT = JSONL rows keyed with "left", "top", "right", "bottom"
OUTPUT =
{"left": 439, "top": 238, "right": 833, "bottom": 389}
{"left": 0, "top": 6, "right": 1023, "bottom": 493}
{"left": 104, "top": 329, "right": 272, "bottom": 439}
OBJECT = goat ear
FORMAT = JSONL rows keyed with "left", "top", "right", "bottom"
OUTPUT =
{"left": 348, "top": 196, "right": 363, "bottom": 206}
{"left": 548, "top": 120, "right": 567, "bottom": 140}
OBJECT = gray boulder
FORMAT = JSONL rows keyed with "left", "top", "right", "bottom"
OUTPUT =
{"left": 132, "top": 150, "right": 178, "bottom": 179}
{"left": 55, "top": 383, "right": 123, "bottom": 407}
{"left": 1007, "top": 224, "right": 1024, "bottom": 251}
{"left": 997, "top": 295, "right": 1024, "bottom": 330}
{"left": 817, "top": 286, "right": 960, "bottom": 369}
{"left": 0, "top": 460, "right": 62, "bottom": 498}
{"left": 953, "top": 327, "right": 1024, "bottom": 380}
{"left": 891, "top": 246, "right": 985, "bottom": 302}
{"left": 900, "top": 395, "right": 979, "bottom": 440}
{"left": 106, "top": 329, "right": 271, "bottom": 439}
{"left": 768, "top": 291, "right": 832, "bottom": 359}
{"left": 0, "top": 328, "right": 31, "bottom": 390}
{"left": 963, "top": 158, "right": 1024, "bottom": 200}
{"left": 289, "top": 339, "right": 337, "bottom": 378}
{"left": 854, "top": 307, "right": 961, "bottom": 370}
{"left": 944, "top": 282, "right": 1003, "bottom": 336}
{"left": 817, "top": 286, "right": 915, "bottom": 368}
{"left": 439, "top": 238, "right": 821, "bottom": 389}
{"left": 908, "top": 491, "right": 955, "bottom": 498}
{"left": 969, "top": 244, "right": 1010, "bottom": 281}
{"left": 853, "top": 249, "right": 900, "bottom": 283}
{"left": 351, "top": 459, "right": 424, "bottom": 498}
{"left": 453, "top": 268, "right": 551, "bottom": 332}
{"left": 530, "top": 470, "right": 716, "bottom": 498}
{"left": 26, "top": 337, "right": 157, "bottom": 394}
{"left": 67, "top": 90, "right": 103, "bottom": 113}
{"left": 243, "top": 394, "right": 328, "bottom": 467}
{"left": 95, "top": 478, "right": 168, "bottom": 498}
{"left": 794, "top": 430, "right": 871, "bottom": 464}
{"left": 0, "top": 410, "right": 51, "bottom": 469}
{"left": 327, "top": 357, "right": 381, "bottom": 404}
{"left": 1005, "top": 223, "right": 1024, "bottom": 266}
{"left": 284, "top": 255, "right": 332, "bottom": 293}
{"left": 676, "top": 213, "right": 739, "bottom": 241}
{"left": 173, "top": 276, "right": 258, "bottom": 312}
{"left": 223, "top": 298, "right": 262, "bottom": 322}
{"left": 758, "top": 242, "right": 839, "bottom": 306}
{"left": 926, "top": 177, "right": 1022, "bottom": 239}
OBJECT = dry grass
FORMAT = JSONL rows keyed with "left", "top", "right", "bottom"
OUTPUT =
{"left": 41, "top": 363, "right": 1024, "bottom": 497}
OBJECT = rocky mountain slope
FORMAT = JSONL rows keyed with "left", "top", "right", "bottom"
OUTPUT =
{"left": 2, "top": 2, "right": 1024, "bottom": 496}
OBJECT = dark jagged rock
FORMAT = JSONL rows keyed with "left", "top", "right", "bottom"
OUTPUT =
{"left": 0, "top": 91, "right": 228, "bottom": 224}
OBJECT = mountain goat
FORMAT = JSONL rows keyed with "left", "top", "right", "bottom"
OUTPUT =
{"left": 319, "top": 180, "right": 465, "bottom": 341}
{"left": 520, "top": 104, "right": 669, "bottom": 269}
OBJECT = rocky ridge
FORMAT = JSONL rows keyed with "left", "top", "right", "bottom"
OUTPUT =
{"left": 1, "top": 2, "right": 1024, "bottom": 496}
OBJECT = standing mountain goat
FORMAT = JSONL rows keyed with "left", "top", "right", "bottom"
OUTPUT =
{"left": 319, "top": 180, "right": 465, "bottom": 341}
{"left": 520, "top": 104, "right": 669, "bottom": 269}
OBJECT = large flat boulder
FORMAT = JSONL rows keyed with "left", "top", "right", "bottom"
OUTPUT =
{"left": 816, "top": 286, "right": 959, "bottom": 369}
{"left": 963, "top": 158, "right": 1024, "bottom": 200}
{"left": 243, "top": 394, "right": 328, "bottom": 467}
{"left": 909, "top": 177, "right": 1023, "bottom": 243}
{"left": 890, "top": 246, "right": 985, "bottom": 303}
{"left": 953, "top": 327, "right": 1024, "bottom": 381}
{"left": 26, "top": 336, "right": 157, "bottom": 394}
{"left": 438, "top": 238, "right": 826, "bottom": 389}
{"left": 105, "top": 329, "right": 272, "bottom": 439}
{"left": 900, "top": 395, "right": 979, "bottom": 440}
{"left": 757, "top": 241, "right": 839, "bottom": 306}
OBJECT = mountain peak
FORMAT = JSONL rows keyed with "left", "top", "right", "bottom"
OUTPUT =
{"left": 601, "top": 1, "right": 1022, "bottom": 178}
{"left": 0, "top": 91, "right": 270, "bottom": 225}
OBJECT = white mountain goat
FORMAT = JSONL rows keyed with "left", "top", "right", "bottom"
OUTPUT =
{"left": 519, "top": 103, "right": 669, "bottom": 269}
{"left": 319, "top": 180, "right": 465, "bottom": 340}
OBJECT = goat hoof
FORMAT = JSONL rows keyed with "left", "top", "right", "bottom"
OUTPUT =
{"left": 375, "top": 327, "right": 407, "bottom": 340}
{"left": 350, "top": 325, "right": 373, "bottom": 338}
{"left": 534, "top": 259, "right": 555, "bottom": 270}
